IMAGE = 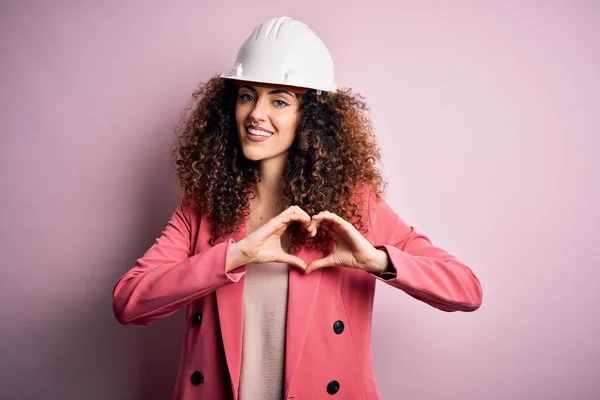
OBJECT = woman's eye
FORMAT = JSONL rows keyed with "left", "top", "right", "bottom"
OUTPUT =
{"left": 273, "top": 100, "right": 289, "bottom": 107}
{"left": 239, "top": 93, "right": 254, "bottom": 102}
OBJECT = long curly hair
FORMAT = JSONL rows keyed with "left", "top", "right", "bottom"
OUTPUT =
{"left": 173, "top": 76, "right": 386, "bottom": 252}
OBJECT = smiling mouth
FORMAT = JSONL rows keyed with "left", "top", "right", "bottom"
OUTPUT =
{"left": 246, "top": 127, "right": 274, "bottom": 138}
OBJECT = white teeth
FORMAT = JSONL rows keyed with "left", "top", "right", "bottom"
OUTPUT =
{"left": 247, "top": 127, "right": 273, "bottom": 137}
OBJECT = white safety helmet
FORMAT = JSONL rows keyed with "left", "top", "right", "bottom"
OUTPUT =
{"left": 221, "top": 16, "right": 337, "bottom": 93}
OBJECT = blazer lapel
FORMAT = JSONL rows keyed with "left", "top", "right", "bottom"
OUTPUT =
{"left": 215, "top": 221, "right": 247, "bottom": 400}
{"left": 284, "top": 246, "right": 323, "bottom": 396}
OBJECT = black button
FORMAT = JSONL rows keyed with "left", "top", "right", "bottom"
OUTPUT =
{"left": 191, "top": 371, "right": 204, "bottom": 386}
{"left": 333, "top": 320, "right": 344, "bottom": 334}
{"left": 327, "top": 380, "right": 340, "bottom": 395}
{"left": 192, "top": 312, "right": 202, "bottom": 325}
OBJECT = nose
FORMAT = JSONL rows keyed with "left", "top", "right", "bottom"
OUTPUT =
{"left": 248, "top": 96, "right": 269, "bottom": 123}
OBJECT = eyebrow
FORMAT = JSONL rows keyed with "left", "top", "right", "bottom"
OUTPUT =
{"left": 240, "top": 85, "right": 295, "bottom": 98}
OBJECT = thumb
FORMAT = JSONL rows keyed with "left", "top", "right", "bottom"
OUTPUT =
{"left": 306, "top": 255, "right": 334, "bottom": 274}
{"left": 277, "top": 252, "right": 307, "bottom": 272}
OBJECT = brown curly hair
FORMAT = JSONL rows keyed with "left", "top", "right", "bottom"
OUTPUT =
{"left": 173, "top": 76, "right": 386, "bottom": 252}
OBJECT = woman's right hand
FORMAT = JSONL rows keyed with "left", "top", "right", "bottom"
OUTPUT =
{"left": 226, "top": 206, "right": 316, "bottom": 272}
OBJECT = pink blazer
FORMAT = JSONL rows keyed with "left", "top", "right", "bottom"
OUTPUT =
{"left": 112, "top": 187, "right": 482, "bottom": 400}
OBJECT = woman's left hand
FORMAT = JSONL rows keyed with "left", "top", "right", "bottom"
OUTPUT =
{"left": 305, "top": 211, "right": 390, "bottom": 274}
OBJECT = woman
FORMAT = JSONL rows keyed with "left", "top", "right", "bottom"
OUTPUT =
{"left": 112, "top": 16, "right": 483, "bottom": 400}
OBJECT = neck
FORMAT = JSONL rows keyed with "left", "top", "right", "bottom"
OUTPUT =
{"left": 254, "top": 153, "right": 287, "bottom": 209}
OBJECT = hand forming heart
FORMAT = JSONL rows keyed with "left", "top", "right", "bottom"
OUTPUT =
{"left": 230, "top": 206, "right": 389, "bottom": 275}
{"left": 304, "top": 211, "right": 388, "bottom": 274}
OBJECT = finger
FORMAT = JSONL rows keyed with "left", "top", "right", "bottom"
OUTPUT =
{"left": 267, "top": 211, "right": 310, "bottom": 235}
{"left": 282, "top": 205, "right": 311, "bottom": 221}
{"left": 278, "top": 211, "right": 312, "bottom": 228}
{"left": 306, "top": 220, "right": 319, "bottom": 237}
{"left": 311, "top": 219, "right": 333, "bottom": 235}
{"left": 277, "top": 252, "right": 307, "bottom": 271}
{"left": 312, "top": 212, "right": 351, "bottom": 234}
{"left": 291, "top": 206, "right": 317, "bottom": 231}
{"left": 261, "top": 214, "right": 312, "bottom": 241}
{"left": 278, "top": 207, "right": 311, "bottom": 226}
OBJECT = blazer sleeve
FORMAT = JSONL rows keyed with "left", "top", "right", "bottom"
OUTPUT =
{"left": 368, "top": 190, "right": 483, "bottom": 312}
{"left": 112, "top": 202, "right": 246, "bottom": 325}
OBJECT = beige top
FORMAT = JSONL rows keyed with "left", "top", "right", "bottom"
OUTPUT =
{"left": 239, "top": 261, "right": 290, "bottom": 400}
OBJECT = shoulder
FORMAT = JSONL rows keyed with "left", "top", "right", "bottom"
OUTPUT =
{"left": 350, "top": 181, "right": 384, "bottom": 233}
{"left": 352, "top": 181, "right": 408, "bottom": 239}
{"left": 177, "top": 193, "right": 202, "bottom": 230}
{"left": 351, "top": 181, "right": 384, "bottom": 213}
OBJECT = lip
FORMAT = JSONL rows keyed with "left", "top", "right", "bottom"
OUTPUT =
{"left": 245, "top": 126, "right": 274, "bottom": 142}
{"left": 245, "top": 125, "right": 274, "bottom": 134}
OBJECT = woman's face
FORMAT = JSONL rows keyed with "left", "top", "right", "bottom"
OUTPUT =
{"left": 235, "top": 83, "right": 303, "bottom": 162}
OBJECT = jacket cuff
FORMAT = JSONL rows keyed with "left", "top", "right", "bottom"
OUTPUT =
{"left": 369, "top": 245, "right": 397, "bottom": 280}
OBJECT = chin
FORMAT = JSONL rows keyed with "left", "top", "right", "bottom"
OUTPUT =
{"left": 241, "top": 147, "right": 267, "bottom": 161}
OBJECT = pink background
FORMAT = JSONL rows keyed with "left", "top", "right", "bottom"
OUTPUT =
{"left": 1, "top": 1, "right": 599, "bottom": 399}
